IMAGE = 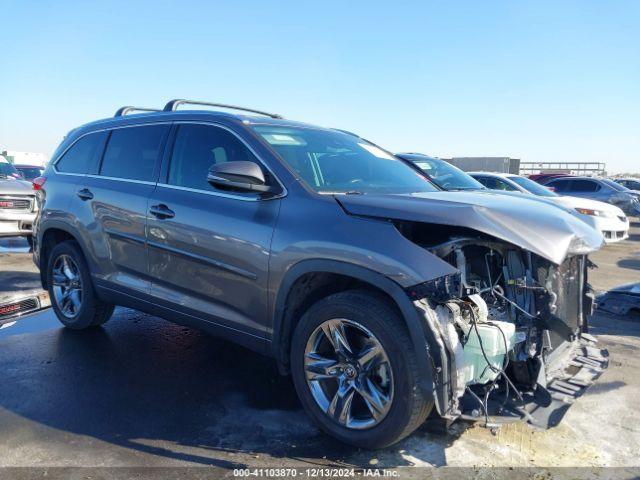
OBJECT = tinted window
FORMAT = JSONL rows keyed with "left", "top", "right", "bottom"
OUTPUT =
{"left": 473, "top": 176, "right": 516, "bottom": 191}
{"left": 56, "top": 132, "right": 105, "bottom": 174}
{"left": 168, "top": 124, "right": 261, "bottom": 191}
{"left": 548, "top": 179, "right": 571, "bottom": 192}
{"left": 570, "top": 179, "right": 599, "bottom": 192}
{"left": 100, "top": 125, "right": 168, "bottom": 181}
{"left": 473, "top": 176, "right": 493, "bottom": 188}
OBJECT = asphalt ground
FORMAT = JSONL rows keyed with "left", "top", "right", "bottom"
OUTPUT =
{"left": 0, "top": 222, "right": 638, "bottom": 474}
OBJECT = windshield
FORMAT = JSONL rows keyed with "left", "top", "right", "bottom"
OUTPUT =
{"left": 602, "top": 178, "right": 631, "bottom": 192}
{"left": 253, "top": 126, "right": 438, "bottom": 194}
{"left": 402, "top": 155, "right": 485, "bottom": 191}
{"left": 0, "top": 162, "right": 20, "bottom": 178}
{"left": 16, "top": 167, "right": 44, "bottom": 180}
{"left": 511, "top": 176, "right": 558, "bottom": 197}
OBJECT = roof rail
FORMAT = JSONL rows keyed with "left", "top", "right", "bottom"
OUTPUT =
{"left": 163, "top": 99, "right": 283, "bottom": 119}
{"left": 114, "top": 106, "right": 161, "bottom": 117}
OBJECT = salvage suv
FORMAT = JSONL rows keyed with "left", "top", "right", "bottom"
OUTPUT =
{"left": 33, "top": 100, "right": 608, "bottom": 448}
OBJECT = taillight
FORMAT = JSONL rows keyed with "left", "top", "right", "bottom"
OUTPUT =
{"left": 32, "top": 176, "right": 47, "bottom": 191}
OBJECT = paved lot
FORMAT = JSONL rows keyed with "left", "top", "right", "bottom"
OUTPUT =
{"left": 0, "top": 224, "right": 638, "bottom": 470}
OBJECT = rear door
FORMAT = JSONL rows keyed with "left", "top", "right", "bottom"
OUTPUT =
{"left": 76, "top": 123, "right": 170, "bottom": 295}
{"left": 145, "top": 122, "right": 281, "bottom": 340}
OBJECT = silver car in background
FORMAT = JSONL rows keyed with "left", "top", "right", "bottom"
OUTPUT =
{"left": 0, "top": 159, "right": 37, "bottom": 239}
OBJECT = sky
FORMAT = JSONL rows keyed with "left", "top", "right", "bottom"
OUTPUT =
{"left": 1, "top": 1, "right": 638, "bottom": 173}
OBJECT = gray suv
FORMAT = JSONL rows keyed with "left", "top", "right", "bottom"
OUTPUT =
{"left": 34, "top": 100, "right": 608, "bottom": 448}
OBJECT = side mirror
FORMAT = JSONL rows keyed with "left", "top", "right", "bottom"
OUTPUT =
{"left": 546, "top": 186, "right": 556, "bottom": 192}
{"left": 207, "top": 161, "right": 274, "bottom": 194}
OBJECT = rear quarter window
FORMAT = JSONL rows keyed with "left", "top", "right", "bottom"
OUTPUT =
{"left": 55, "top": 132, "right": 107, "bottom": 174}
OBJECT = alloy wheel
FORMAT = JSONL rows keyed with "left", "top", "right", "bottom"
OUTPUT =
{"left": 304, "top": 318, "right": 394, "bottom": 430}
{"left": 52, "top": 254, "right": 83, "bottom": 318}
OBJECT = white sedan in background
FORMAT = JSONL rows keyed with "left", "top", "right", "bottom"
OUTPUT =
{"left": 470, "top": 172, "right": 630, "bottom": 243}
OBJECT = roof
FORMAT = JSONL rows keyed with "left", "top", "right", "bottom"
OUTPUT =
{"left": 72, "top": 109, "right": 330, "bottom": 140}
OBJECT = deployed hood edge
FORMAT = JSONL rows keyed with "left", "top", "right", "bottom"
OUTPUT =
{"left": 335, "top": 191, "right": 604, "bottom": 265}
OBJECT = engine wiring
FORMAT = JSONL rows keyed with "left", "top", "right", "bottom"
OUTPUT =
{"left": 463, "top": 294, "right": 524, "bottom": 428}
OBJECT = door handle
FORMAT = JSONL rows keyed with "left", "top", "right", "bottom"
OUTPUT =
{"left": 150, "top": 204, "right": 175, "bottom": 219}
{"left": 76, "top": 188, "right": 94, "bottom": 201}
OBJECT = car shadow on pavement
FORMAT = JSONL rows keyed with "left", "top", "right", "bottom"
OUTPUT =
{"left": 0, "top": 309, "right": 452, "bottom": 467}
{"left": 0, "top": 270, "right": 42, "bottom": 293}
{"left": 617, "top": 258, "right": 640, "bottom": 271}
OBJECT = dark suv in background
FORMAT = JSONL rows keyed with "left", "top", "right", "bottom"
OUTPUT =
{"left": 34, "top": 100, "right": 607, "bottom": 448}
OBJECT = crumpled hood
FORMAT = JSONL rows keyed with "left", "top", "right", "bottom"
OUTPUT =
{"left": 336, "top": 190, "right": 604, "bottom": 265}
{"left": 0, "top": 178, "right": 34, "bottom": 195}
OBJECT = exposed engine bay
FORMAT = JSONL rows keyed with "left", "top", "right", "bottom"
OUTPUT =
{"left": 396, "top": 221, "right": 609, "bottom": 429}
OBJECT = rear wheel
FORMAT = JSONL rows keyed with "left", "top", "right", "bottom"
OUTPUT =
{"left": 291, "top": 290, "right": 433, "bottom": 448}
{"left": 47, "top": 241, "right": 114, "bottom": 329}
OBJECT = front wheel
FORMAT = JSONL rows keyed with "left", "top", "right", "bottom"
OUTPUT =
{"left": 47, "top": 240, "right": 114, "bottom": 329}
{"left": 291, "top": 291, "right": 433, "bottom": 448}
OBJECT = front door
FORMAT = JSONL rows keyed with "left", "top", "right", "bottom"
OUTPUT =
{"left": 146, "top": 123, "right": 281, "bottom": 339}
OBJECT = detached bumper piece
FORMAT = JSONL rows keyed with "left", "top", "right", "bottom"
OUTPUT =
{"left": 596, "top": 282, "right": 640, "bottom": 317}
{"left": 459, "top": 335, "right": 609, "bottom": 429}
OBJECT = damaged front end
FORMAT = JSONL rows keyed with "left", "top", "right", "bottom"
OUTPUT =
{"left": 399, "top": 223, "right": 609, "bottom": 430}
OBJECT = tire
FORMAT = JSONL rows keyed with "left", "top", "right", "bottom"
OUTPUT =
{"left": 291, "top": 290, "right": 433, "bottom": 449}
{"left": 46, "top": 240, "right": 114, "bottom": 329}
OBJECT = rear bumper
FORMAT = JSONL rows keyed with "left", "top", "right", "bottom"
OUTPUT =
{"left": 459, "top": 334, "right": 608, "bottom": 429}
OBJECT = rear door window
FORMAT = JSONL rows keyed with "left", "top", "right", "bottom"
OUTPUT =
{"left": 570, "top": 179, "right": 599, "bottom": 192}
{"left": 100, "top": 125, "right": 169, "bottom": 181}
{"left": 56, "top": 132, "right": 107, "bottom": 174}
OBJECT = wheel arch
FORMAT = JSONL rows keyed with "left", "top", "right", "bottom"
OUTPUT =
{"left": 37, "top": 221, "right": 89, "bottom": 290}
{"left": 271, "top": 259, "right": 436, "bottom": 398}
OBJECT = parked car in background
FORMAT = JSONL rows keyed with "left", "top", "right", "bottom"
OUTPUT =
{"left": 34, "top": 100, "right": 607, "bottom": 448}
{"left": 0, "top": 158, "right": 23, "bottom": 180}
{"left": 527, "top": 173, "right": 572, "bottom": 183}
{"left": 395, "top": 153, "right": 487, "bottom": 191}
{"left": 541, "top": 176, "right": 640, "bottom": 217}
{"left": 613, "top": 177, "right": 640, "bottom": 193}
{"left": 0, "top": 158, "right": 37, "bottom": 240}
{"left": 14, "top": 165, "right": 45, "bottom": 182}
{"left": 470, "top": 172, "right": 629, "bottom": 243}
